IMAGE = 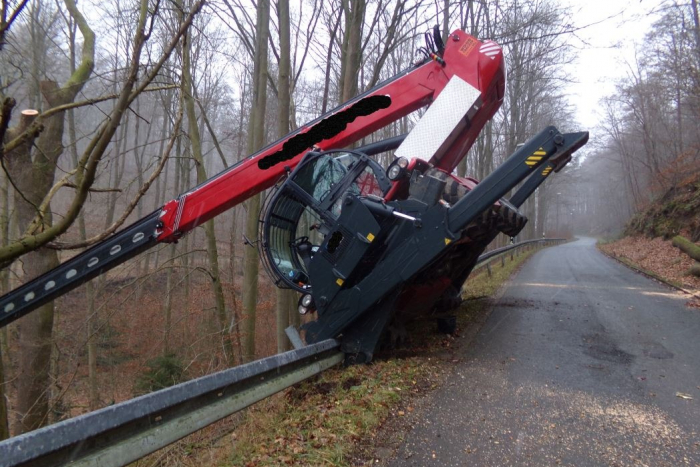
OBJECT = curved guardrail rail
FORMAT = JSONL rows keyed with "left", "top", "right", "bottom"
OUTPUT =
{"left": 0, "top": 238, "right": 567, "bottom": 467}
{"left": 0, "top": 340, "right": 342, "bottom": 467}
{"left": 476, "top": 238, "right": 566, "bottom": 263}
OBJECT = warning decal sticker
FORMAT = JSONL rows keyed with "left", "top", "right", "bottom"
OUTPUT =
{"left": 459, "top": 37, "right": 478, "bottom": 57}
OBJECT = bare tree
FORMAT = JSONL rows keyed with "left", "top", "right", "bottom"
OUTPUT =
{"left": 275, "top": 0, "right": 293, "bottom": 353}
{"left": 241, "top": 0, "right": 270, "bottom": 362}
{"left": 0, "top": 0, "right": 205, "bottom": 433}
{"left": 180, "top": 0, "right": 235, "bottom": 366}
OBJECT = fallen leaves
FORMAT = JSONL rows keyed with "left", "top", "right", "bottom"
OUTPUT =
{"left": 600, "top": 236, "right": 700, "bottom": 291}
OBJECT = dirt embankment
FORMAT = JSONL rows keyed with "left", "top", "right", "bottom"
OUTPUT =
{"left": 625, "top": 175, "right": 700, "bottom": 242}
{"left": 600, "top": 174, "right": 700, "bottom": 297}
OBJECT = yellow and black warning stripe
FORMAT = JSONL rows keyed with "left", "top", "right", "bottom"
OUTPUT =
{"left": 541, "top": 166, "right": 553, "bottom": 176}
{"left": 525, "top": 148, "right": 547, "bottom": 167}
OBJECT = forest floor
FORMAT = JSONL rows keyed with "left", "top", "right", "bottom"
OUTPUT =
{"left": 599, "top": 235, "right": 700, "bottom": 302}
{"left": 130, "top": 245, "right": 542, "bottom": 467}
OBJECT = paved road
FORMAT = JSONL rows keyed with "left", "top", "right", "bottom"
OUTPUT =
{"left": 388, "top": 237, "right": 700, "bottom": 467}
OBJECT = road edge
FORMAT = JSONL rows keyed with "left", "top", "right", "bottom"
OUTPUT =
{"left": 597, "top": 243, "right": 700, "bottom": 300}
{"left": 357, "top": 244, "right": 547, "bottom": 466}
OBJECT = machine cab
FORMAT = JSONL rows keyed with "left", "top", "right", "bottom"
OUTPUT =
{"left": 260, "top": 149, "right": 391, "bottom": 293}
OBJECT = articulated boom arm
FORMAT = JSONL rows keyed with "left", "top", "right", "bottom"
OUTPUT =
{"left": 0, "top": 30, "right": 505, "bottom": 328}
{"left": 157, "top": 30, "right": 505, "bottom": 242}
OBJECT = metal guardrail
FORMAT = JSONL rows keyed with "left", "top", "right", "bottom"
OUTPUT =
{"left": 475, "top": 238, "right": 566, "bottom": 267}
{"left": 0, "top": 340, "right": 342, "bottom": 467}
{"left": 0, "top": 238, "right": 565, "bottom": 467}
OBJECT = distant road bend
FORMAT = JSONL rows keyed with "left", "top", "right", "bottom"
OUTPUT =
{"left": 389, "top": 237, "right": 700, "bottom": 467}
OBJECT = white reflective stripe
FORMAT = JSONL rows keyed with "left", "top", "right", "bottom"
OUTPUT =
{"left": 173, "top": 195, "right": 187, "bottom": 233}
{"left": 395, "top": 76, "right": 481, "bottom": 163}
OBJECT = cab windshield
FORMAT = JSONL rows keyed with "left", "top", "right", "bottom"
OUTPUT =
{"left": 260, "top": 150, "right": 390, "bottom": 292}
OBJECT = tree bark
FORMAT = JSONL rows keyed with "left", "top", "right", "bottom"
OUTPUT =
{"left": 0, "top": 343, "right": 7, "bottom": 439}
{"left": 442, "top": 0, "right": 449, "bottom": 43}
{"left": 321, "top": 7, "right": 342, "bottom": 115}
{"left": 242, "top": 0, "right": 270, "bottom": 363}
{"left": 690, "top": 262, "right": 700, "bottom": 278}
{"left": 276, "top": 0, "right": 292, "bottom": 353}
{"left": 0, "top": 157, "right": 10, "bottom": 438}
{"left": 672, "top": 235, "right": 700, "bottom": 261}
{"left": 691, "top": 0, "right": 700, "bottom": 61}
{"left": 5, "top": 0, "right": 94, "bottom": 432}
{"left": 65, "top": 12, "right": 100, "bottom": 411}
{"left": 180, "top": 11, "right": 235, "bottom": 366}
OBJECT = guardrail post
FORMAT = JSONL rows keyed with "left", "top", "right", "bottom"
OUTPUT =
{"left": 486, "top": 263, "right": 492, "bottom": 277}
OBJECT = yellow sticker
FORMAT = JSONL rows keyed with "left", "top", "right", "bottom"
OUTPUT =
{"left": 526, "top": 154, "right": 544, "bottom": 167}
{"left": 336, "top": 278, "right": 344, "bottom": 286}
{"left": 366, "top": 233, "right": 375, "bottom": 242}
{"left": 445, "top": 238, "right": 452, "bottom": 245}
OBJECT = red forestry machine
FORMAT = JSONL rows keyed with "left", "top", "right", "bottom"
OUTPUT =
{"left": 0, "top": 28, "right": 587, "bottom": 363}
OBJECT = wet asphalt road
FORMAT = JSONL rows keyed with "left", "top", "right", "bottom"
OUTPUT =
{"left": 387, "top": 237, "right": 700, "bottom": 467}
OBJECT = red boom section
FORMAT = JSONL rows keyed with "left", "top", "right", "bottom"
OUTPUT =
{"left": 157, "top": 30, "right": 505, "bottom": 243}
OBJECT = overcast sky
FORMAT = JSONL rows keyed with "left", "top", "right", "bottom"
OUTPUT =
{"left": 565, "top": 0, "right": 662, "bottom": 131}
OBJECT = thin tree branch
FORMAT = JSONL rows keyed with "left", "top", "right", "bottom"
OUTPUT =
{"left": 48, "top": 103, "right": 184, "bottom": 250}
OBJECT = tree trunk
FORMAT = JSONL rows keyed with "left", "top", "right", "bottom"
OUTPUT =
{"left": 242, "top": 0, "right": 270, "bottom": 363}
{"left": 339, "top": 0, "right": 365, "bottom": 103}
{"left": 65, "top": 15, "right": 100, "bottom": 410}
{"left": 180, "top": 10, "right": 235, "bottom": 366}
{"left": 0, "top": 166, "right": 10, "bottom": 438}
{"left": 442, "top": 0, "right": 449, "bottom": 43}
{"left": 163, "top": 136, "right": 182, "bottom": 355}
{"left": 12, "top": 251, "right": 57, "bottom": 433}
{"left": 4, "top": 108, "right": 59, "bottom": 433}
{"left": 275, "top": 0, "right": 292, "bottom": 353}
{"left": 6, "top": 0, "right": 94, "bottom": 432}
{"left": 691, "top": 0, "right": 700, "bottom": 60}
{"left": 321, "top": 8, "right": 342, "bottom": 115}
{"left": 672, "top": 235, "right": 700, "bottom": 261}
{"left": 0, "top": 344, "right": 7, "bottom": 439}
{"left": 690, "top": 262, "right": 700, "bottom": 278}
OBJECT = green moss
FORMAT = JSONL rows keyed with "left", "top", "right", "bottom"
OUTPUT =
{"left": 614, "top": 256, "right": 684, "bottom": 289}
{"left": 626, "top": 178, "right": 700, "bottom": 241}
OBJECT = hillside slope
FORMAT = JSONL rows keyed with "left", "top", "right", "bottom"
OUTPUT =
{"left": 625, "top": 175, "right": 700, "bottom": 241}
{"left": 600, "top": 175, "right": 700, "bottom": 294}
